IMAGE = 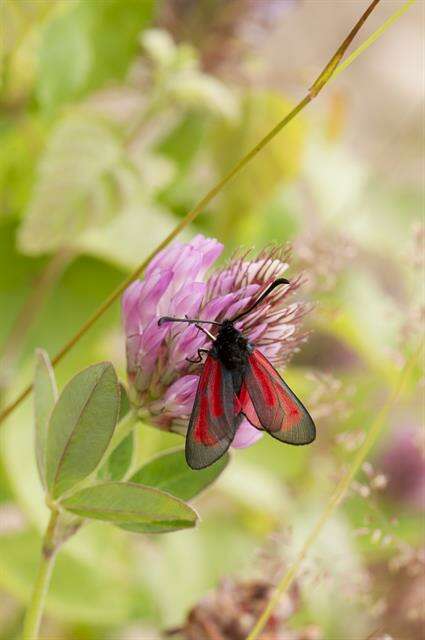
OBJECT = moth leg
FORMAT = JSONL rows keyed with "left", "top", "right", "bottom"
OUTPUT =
{"left": 186, "top": 349, "right": 210, "bottom": 364}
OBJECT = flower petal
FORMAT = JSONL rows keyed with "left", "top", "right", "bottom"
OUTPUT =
{"left": 191, "top": 234, "right": 224, "bottom": 275}
{"left": 232, "top": 420, "right": 264, "bottom": 448}
{"left": 169, "top": 282, "right": 206, "bottom": 318}
{"left": 138, "top": 269, "right": 174, "bottom": 326}
{"left": 122, "top": 280, "right": 144, "bottom": 335}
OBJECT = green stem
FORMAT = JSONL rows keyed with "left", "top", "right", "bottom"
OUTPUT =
{"left": 246, "top": 339, "right": 423, "bottom": 640}
{"left": 22, "top": 510, "right": 59, "bottom": 640}
{"left": 103, "top": 409, "right": 139, "bottom": 465}
{"left": 332, "top": 0, "right": 417, "bottom": 82}
{"left": 20, "top": 415, "right": 140, "bottom": 637}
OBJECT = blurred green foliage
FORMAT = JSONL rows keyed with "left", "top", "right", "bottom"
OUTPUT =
{"left": 0, "top": 1, "right": 423, "bottom": 639}
{"left": 37, "top": 0, "right": 154, "bottom": 112}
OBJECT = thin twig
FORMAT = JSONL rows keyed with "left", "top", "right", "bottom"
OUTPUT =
{"left": 21, "top": 510, "right": 60, "bottom": 640}
{"left": 332, "top": 0, "right": 417, "bottom": 82}
{"left": 0, "top": 0, "right": 408, "bottom": 428}
{"left": 246, "top": 340, "right": 423, "bottom": 640}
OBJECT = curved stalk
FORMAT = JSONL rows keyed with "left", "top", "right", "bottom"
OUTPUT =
{"left": 21, "top": 411, "right": 140, "bottom": 637}
{"left": 22, "top": 510, "right": 60, "bottom": 640}
{"left": 246, "top": 339, "right": 423, "bottom": 640}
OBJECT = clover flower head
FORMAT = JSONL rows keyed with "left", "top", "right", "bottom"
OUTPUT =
{"left": 122, "top": 235, "right": 312, "bottom": 449}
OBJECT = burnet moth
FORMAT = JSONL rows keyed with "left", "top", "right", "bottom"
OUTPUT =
{"left": 159, "top": 278, "right": 316, "bottom": 469}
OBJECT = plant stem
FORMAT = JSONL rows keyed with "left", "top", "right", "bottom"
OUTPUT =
{"left": 22, "top": 510, "right": 60, "bottom": 640}
{"left": 107, "top": 409, "right": 140, "bottom": 457}
{"left": 0, "top": 0, "right": 413, "bottom": 429}
{"left": 246, "top": 339, "right": 423, "bottom": 640}
{"left": 332, "top": 0, "right": 417, "bottom": 82}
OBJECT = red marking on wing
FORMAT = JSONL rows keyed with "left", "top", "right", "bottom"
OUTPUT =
{"left": 186, "top": 355, "right": 237, "bottom": 469}
{"left": 240, "top": 349, "right": 316, "bottom": 445}
{"left": 193, "top": 357, "right": 221, "bottom": 445}
{"left": 250, "top": 350, "right": 301, "bottom": 431}
{"left": 250, "top": 355, "right": 275, "bottom": 407}
{"left": 238, "top": 383, "right": 262, "bottom": 429}
{"left": 195, "top": 395, "right": 216, "bottom": 446}
{"left": 276, "top": 381, "right": 301, "bottom": 431}
{"left": 234, "top": 395, "right": 242, "bottom": 415}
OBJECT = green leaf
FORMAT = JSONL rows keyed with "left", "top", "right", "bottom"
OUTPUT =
{"left": 37, "top": 5, "right": 92, "bottom": 113}
{"left": 118, "top": 520, "right": 193, "bottom": 535}
{"left": 130, "top": 447, "right": 229, "bottom": 501}
{"left": 98, "top": 385, "right": 133, "bottom": 482}
{"left": 61, "top": 481, "right": 198, "bottom": 533}
{"left": 37, "top": 0, "right": 154, "bottom": 112}
{"left": 98, "top": 431, "right": 134, "bottom": 482}
{"left": 157, "top": 111, "right": 207, "bottom": 175}
{"left": 0, "top": 117, "right": 45, "bottom": 219}
{"left": 17, "top": 113, "right": 124, "bottom": 255}
{"left": 17, "top": 111, "right": 179, "bottom": 267}
{"left": 77, "top": 200, "right": 179, "bottom": 270}
{"left": 118, "top": 383, "right": 131, "bottom": 421}
{"left": 83, "top": 0, "right": 154, "bottom": 91}
{"left": 33, "top": 348, "right": 58, "bottom": 488}
{"left": 46, "top": 362, "right": 120, "bottom": 498}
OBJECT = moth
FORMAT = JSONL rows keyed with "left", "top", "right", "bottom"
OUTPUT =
{"left": 159, "top": 278, "right": 315, "bottom": 469}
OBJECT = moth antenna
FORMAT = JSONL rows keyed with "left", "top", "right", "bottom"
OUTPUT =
{"left": 158, "top": 316, "right": 222, "bottom": 327}
{"left": 194, "top": 324, "right": 216, "bottom": 341}
{"left": 231, "top": 277, "right": 290, "bottom": 323}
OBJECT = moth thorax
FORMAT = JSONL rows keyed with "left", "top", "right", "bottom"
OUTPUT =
{"left": 214, "top": 321, "right": 250, "bottom": 371}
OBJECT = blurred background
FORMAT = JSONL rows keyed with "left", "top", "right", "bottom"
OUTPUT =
{"left": 0, "top": 1, "right": 424, "bottom": 638}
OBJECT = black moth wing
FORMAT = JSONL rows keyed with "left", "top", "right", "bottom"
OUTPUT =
{"left": 185, "top": 354, "right": 236, "bottom": 469}
{"left": 241, "top": 349, "right": 316, "bottom": 445}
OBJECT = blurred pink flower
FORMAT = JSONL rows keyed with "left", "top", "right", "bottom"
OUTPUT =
{"left": 380, "top": 425, "right": 425, "bottom": 511}
{"left": 122, "top": 235, "right": 311, "bottom": 448}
